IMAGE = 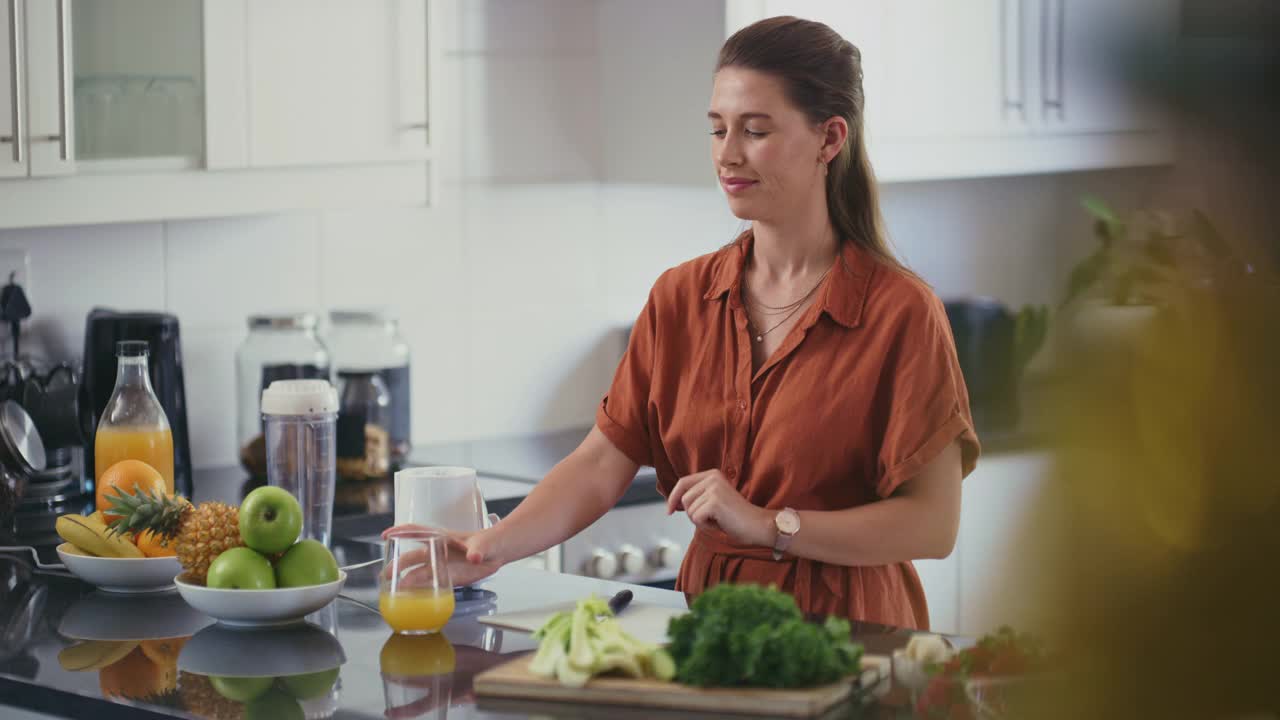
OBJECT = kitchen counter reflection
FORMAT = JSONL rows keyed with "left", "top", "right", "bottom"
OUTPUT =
{"left": 0, "top": 537, "right": 919, "bottom": 719}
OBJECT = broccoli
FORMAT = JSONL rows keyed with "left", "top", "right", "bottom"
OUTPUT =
{"left": 666, "top": 583, "right": 864, "bottom": 688}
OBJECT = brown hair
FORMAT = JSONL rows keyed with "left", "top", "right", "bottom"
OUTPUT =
{"left": 717, "top": 16, "right": 902, "bottom": 270}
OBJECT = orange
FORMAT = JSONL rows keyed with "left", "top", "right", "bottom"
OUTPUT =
{"left": 136, "top": 530, "right": 176, "bottom": 558}
{"left": 99, "top": 646, "right": 175, "bottom": 699}
{"left": 96, "top": 460, "right": 166, "bottom": 523}
{"left": 139, "top": 637, "right": 188, "bottom": 668}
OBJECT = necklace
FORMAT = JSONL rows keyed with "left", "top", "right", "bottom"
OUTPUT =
{"left": 741, "top": 266, "right": 832, "bottom": 343}
{"left": 745, "top": 264, "right": 832, "bottom": 312}
{"left": 745, "top": 300, "right": 810, "bottom": 343}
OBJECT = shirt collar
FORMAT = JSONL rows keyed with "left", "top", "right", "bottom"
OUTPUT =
{"left": 702, "top": 229, "right": 874, "bottom": 329}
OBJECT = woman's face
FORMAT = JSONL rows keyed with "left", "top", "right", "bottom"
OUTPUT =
{"left": 709, "top": 66, "right": 835, "bottom": 223}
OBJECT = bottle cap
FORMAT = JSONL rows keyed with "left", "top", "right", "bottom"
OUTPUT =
{"left": 261, "top": 380, "right": 339, "bottom": 416}
{"left": 116, "top": 340, "right": 150, "bottom": 357}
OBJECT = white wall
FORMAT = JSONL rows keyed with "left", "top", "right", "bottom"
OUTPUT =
{"left": 0, "top": 0, "right": 1165, "bottom": 470}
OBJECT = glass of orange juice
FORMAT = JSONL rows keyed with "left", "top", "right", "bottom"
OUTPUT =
{"left": 380, "top": 531, "right": 455, "bottom": 634}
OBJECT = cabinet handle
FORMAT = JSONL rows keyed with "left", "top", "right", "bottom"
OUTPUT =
{"left": 1040, "top": 0, "right": 1064, "bottom": 121}
{"left": 403, "top": 122, "right": 428, "bottom": 131}
{"left": 50, "top": 0, "right": 69, "bottom": 160}
{"left": 1000, "top": 0, "right": 1025, "bottom": 123}
{"left": 5, "top": 0, "right": 21, "bottom": 164}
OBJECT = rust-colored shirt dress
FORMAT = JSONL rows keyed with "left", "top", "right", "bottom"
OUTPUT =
{"left": 596, "top": 231, "right": 980, "bottom": 630}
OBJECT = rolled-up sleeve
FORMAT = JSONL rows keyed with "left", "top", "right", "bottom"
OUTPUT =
{"left": 596, "top": 286, "right": 660, "bottom": 468}
{"left": 875, "top": 294, "right": 981, "bottom": 498}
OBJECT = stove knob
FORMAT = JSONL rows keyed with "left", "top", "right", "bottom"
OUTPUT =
{"left": 618, "top": 544, "right": 646, "bottom": 576}
{"left": 587, "top": 549, "right": 619, "bottom": 579}
{"left": 652, "top": 540, "right": 683, "bottom": 570}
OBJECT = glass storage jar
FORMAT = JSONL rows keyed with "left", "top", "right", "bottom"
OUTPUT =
{"left": 236, "top": 314, "right": 330, "bottom": 476}
{"left": 326, "top": 310, "right": 411, "bottom": 462}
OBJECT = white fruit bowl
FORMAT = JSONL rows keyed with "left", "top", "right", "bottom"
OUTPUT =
{"left": 56, "top": 543, "right": 184, "bottom": 594}
{"left": 174, "top": 571, "right": 347, "bottom": 628}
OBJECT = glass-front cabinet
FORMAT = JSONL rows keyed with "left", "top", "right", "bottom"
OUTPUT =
{"left": 2, "top": 0, "right": 205, "bottom": 177}
{"left": 71, "top": 0, "right": 205, "bottom": 168}
{"left": 0, "top": 0, "right": 442, "bottom": 228}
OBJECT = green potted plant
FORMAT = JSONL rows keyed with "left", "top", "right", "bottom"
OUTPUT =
{"left": 1058, "top": 196, "right": 1235, "bottom": 354}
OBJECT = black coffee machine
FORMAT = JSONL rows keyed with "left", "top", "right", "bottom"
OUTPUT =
{"left": 80, "top": 310, "right": 193, "bottom": 498}
{"left": 944, "top": 299, "right": 1018, "bottom": 433}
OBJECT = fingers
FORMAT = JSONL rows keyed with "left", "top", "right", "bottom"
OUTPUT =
{"left": 678, "top": 478, "right": 712, "bottom": 515}
{"left": 382, "top": 523, "right": 440, "bottom": 539}
{"left": 666, "top": 474, "right": 695, "bottom": 514}
{"left": 687, "top": 492, "right": 714, "bottom": 526}
{"left": 667, "top": 470, "right": 719, "bottom": 514}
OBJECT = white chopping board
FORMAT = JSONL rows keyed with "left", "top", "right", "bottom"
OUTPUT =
{"left": 479, "top": 603, "right": 687, "bottom": 646}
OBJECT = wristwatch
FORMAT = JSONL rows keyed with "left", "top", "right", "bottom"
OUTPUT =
{"left": 772, "top": 507, "right": 800, "bottom": 560}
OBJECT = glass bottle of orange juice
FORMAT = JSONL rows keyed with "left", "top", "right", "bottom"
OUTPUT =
{"left": 94, "top": 341, "right": 175, "bottom": 494}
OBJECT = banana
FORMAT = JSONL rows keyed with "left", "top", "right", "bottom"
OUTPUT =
{"left": 56, "top": 514, "right": 144, "bottom": 559}
{"left": 58, "top": 641, "right": 138, "bottom": 671}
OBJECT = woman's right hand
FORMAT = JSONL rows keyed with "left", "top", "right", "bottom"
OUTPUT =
{"left": 381, "top": 524, "right": 505, "bottom": 587}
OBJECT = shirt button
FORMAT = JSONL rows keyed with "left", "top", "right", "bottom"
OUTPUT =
{"left": 738, "top": 399, "right": 747, "bottom": 410}
{"left": 726, "top": 467, "right": 737, "bottom": 479}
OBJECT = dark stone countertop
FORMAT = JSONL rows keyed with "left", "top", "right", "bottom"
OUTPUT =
{"left": 0, "top": 536, "right": 925, "bottom": 720}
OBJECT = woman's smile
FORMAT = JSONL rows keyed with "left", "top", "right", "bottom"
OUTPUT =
{"left": 720, "top": 176, "right": 759, "bottom": 194}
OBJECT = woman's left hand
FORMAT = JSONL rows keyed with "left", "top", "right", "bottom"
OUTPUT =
{"left": 666, "top": 469, "right": 773, "bottom": 547}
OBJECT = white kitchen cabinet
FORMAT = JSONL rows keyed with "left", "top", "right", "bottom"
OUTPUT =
{"left": 206, "top": 0, "right": 429, "bottom": 169}
{"left": 1044, "top": 0, "right": 1178, "bottom": 134}
{"left": 0, "top": 0, "right": 443, "bottom": 229}
{"left": 0, "top": 0, "right": 24, "bottom": 179}
{"left": 725, "top": 0, "right": 1177, "bottom": 181}
{"left": 956, "top": 451, "right": 1052, "bottom": 636}
{"left": 915, "top": 554, "right": 960, "bottom": 634}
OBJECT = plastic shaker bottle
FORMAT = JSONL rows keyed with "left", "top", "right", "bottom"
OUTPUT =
{"left": 261, "top": 379, "right": 339, "bottom": 546}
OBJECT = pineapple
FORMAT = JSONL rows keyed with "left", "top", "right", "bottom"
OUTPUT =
{"left": 178, "top": 672, "right": 244, "bottom": 720}
{"left": 105, "top": 488, "right": 243, "bottom": 584}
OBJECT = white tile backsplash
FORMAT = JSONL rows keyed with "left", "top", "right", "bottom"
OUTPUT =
{"left": 165, "top": 213, "right": 323, "bottom": 330}
{"left": 181, "top": 326, "right": 240, "bottom": 468}
{"left": 458, "top": 0, "right": 598, "bottom": 55}
{"left": 464, "top": 184, "right": 601, "bottom": 310}
{"left": 461, "top": 56, "right": 601, "bottom": 182}
{"left": 0, "top": 222, "right": 166, "bottom": 358}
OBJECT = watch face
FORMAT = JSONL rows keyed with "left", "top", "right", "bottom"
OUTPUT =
{"left": 777, "top": 510, "right": 800, "bottom": 535}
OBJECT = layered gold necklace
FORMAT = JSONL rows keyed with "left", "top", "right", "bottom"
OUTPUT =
{"left": 741, "top": 263, "right": 833, "bottom": 343}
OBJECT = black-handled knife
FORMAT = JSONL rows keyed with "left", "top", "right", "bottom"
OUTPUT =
{"left": 608, "top": 589, "right": 634, "bottom": 616}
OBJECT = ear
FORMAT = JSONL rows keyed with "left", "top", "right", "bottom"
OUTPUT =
{"left": 817, "top": 117, "right": 849, "bottom": 163}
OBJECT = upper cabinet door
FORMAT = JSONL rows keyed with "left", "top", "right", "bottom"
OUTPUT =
{"left": 67, "top": 0, "right": 206, "bottom": 169}
{"left": 875, "top": 0, "right": 1016, "bottom": 141}
{"left": 1038, "top": 0, "right": 1178, "bottom": 134}
{"left": 0, "top": 0, "right": 25, "bottom": 178}
{"left": 24, "top": 0, "right": 74, "bottom": 176}
{"left": 237, "top": 0, "right": 428, "bottom": 168}
{"left": 727, "top": 1, "right": 1014, "bottom": 142}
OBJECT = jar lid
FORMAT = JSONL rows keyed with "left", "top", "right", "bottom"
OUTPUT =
{"left": 249, "top": 313, "right": 318, "bottom": 331}
{"left": 0, "top": 400, "right": 46, "bottom": 475}
{"left": 261, "top": 380, "right": 339, "bottom": 415}
{"left": 329, "top": 308, "right": 395, "bottom": 325}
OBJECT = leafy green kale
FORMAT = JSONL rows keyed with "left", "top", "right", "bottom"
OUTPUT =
{"left": 666, "top": 583, "right": 864, "bottom": 688}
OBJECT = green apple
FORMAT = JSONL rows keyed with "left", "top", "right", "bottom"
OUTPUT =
{"left": 209, "top": 674, "right": 274, "bottom": 702}
{"left": 280, "top": 667, "right": 340, "bottom": 699}
{"left": 207, "top": 547, "right": 276, "bottom": 590}
{"left": 244, "top": 689, "right": 304, "bottom": 720}
{"left": 239, "top": 486, "right": 303, "bottom": 554}
{"left": 275, "top": 539, "right": 339, "bottom": 588}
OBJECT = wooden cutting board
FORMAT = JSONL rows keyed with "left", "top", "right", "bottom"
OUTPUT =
{"left": 474, "top": 653, "right": 891, "bottom": 718}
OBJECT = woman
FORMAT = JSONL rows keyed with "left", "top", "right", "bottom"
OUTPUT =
{"left": 389, "top": 16, "right": 980, "bottom": 629}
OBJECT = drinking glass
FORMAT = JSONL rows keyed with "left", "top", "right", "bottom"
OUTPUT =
{"left": 380, "top": 532, "right": 455, "bottom": 634}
